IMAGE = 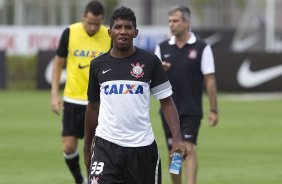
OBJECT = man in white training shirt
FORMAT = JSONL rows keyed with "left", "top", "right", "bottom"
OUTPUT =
{"left": 84, "top": 6, "right": 189, "bottom": 184}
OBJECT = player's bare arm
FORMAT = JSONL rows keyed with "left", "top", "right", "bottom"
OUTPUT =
{"left": 84, "top": 101, "right": 100, "bottom": 169}
{"left": 160, "top": 96, "right": 189, "bottom": 159}
{"left": 204, "top": 73, "right": 219, "bottom": 126}
{"left": 51, "top": 55, "right": 65, "bottom": 115}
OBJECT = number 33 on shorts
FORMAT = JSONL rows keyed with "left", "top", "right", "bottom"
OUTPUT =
{"left": 91, "top": 161, "right": 104, "bottom": 175}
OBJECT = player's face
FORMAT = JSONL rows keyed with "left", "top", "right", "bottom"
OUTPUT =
{"left": 108, "top": 19, "right": 138, "bottom": 51}
{"left": 82, "top": 12, "right": 104, "bottom": 36}
{"left": 168, "top": 11, "right": 189, "bottom": 37}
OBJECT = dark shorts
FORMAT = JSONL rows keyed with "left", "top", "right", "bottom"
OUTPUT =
{"left": 161, "top": 114, "right": 201, "bottom": 149}
{"left": 62, "top": 102, "right": 86, "bottom": 139}
{"left": 89, "top": 137, "right": 161, "bottom": 184}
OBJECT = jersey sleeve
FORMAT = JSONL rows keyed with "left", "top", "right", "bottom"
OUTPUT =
{"left": 154, "top": 45, "right": 162, "bottom": 60}
{"left": 56, "top": 28, "right": 69, "bottom": 57}
{"left": 87, "top": 61, "right": 101, "bottom": 102}
{"left": 150, "top": 56, "right": 173, "bottom": 100}
{"left": 201, "top": 45, "right": 215, "bottom": 75}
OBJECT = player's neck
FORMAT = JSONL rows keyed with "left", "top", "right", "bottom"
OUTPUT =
{"left": 110, "top": 46, "right": 136, "bottom": 58}
{"left": 175, "top": 32, "right": 190, "bottom": 48}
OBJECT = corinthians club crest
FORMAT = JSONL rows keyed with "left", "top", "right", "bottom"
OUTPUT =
{"left": 188, "top": 49, "right": 198, "bottom": 59}
{"left": 130, "top": 62, "right": 145, "bottom": 79}
{"left": 90, "top": 176, "right": 99, "bottom": 184}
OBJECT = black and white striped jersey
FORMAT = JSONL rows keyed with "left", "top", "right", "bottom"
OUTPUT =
{"left": 87, "top": 47, "right": 172, "bottom": 147}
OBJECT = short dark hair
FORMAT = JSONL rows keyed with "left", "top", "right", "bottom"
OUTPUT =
{"left": 169, "top": 5, "right": 191, "bottom": 21}
{"left": 109, "top": 6, "right": 136, "bottom": 29}
{"left": 84, "top": 0, "right": 104, "bottom": 16}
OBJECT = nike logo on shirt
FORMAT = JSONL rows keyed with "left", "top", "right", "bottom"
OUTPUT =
{"left": 237, "top": 59, "right": 282, "bottom": 88}
{"left": 164, "top": 54, "right": 171, "bottom": 58}
{"left": 184, "top": 134, "right": 193, "bottom": 138}
{"left": 78, "top": 64, "right": 90, "bottom": 69}
{"left": 102, "top": 69, "right": 112, "bottom": 74}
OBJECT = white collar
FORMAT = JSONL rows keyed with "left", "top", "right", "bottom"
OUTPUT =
{"left": 168, "top": 32, "right": 196, "bottom": 45}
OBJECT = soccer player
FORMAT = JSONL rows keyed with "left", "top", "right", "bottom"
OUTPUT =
{"left": 50, "top": 1, "right": 111, "bottom": 184}
{"left": 84, "top": 6, "right": 189, "bottom": 184}
{"left": 154, "top": 5, "right": 219, "bottom": 184}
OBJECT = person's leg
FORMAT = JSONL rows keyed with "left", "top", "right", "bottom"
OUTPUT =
{"left": 183, "top": 142, "right": 197, "bottom": 184}
{"left": 125, "top": 141, "right": 161, "bottom": 184}
{"left": 160, "top": 113, "right": 181, "bottom": 184}
{"left": 180, "top": 116, "right": 201, "bottom": 184}
{"left": 63, "top": 136, "right": 84, "bottom": 184}
{"left": 62, "top": 102, "right": 86, "bottom": 184}
{"left": 89, "top": 137, "right": 124, "bottom": 184}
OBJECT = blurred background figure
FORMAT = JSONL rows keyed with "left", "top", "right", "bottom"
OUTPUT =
{"left": 51, "top": 1, "right": 111, "bottom": 184}
{"left": 155, "top": 5, "right": 218, "bottom": 184}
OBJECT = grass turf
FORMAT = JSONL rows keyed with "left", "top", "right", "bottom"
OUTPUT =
{"left": 0, "top": 90, "right": 281, "bottom": 184}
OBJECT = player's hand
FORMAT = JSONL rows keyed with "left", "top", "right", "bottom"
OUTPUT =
{"left": 84, "top": 140, "right": 95, "bottom": 170}
{"left": 162, "top": 61, "right": 171, "bottom": 72}
{"left": 51, "top": 94, "right": 62, "bottom": 115}
{"left": 171, "top": 141, "right": 189, "bottom": 160}
{"left": 208, "top": 111, "right": 218, "bottom": 126}
{"left": 84, "top": 151, "right": 91, "bottom": 170}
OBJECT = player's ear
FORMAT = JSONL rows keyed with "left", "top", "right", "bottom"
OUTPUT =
{"left": 100, "top": 15, "right": 105, "bottom": 21}
{"left": 184, "top": 19, "right": 190, "bottom": 30}
{"left": 108, "top": 29, "right": 112, "bottom": 37}
{"left": 82, "top": 13, "right": 85, "bottom": 19}
{"left": 134, "top": 29, "right": 139, "bottom": 38}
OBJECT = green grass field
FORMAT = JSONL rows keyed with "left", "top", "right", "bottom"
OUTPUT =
{"left": 0, "top": 90, "right": 282, "bottom": 184}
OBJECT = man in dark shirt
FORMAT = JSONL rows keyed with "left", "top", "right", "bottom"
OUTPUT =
{"left": 155, "top": 5, "right": 219, "bottom": 184}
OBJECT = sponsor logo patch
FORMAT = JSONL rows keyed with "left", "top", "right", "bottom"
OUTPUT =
{"left": 104, "top": 84, "right": 143, "bottom": 95}
{"left": 73, "top": 50, "right": 104, "bottom": 58}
